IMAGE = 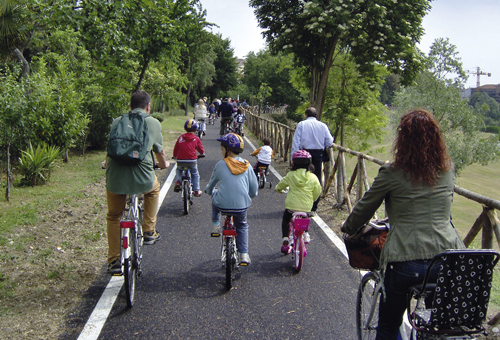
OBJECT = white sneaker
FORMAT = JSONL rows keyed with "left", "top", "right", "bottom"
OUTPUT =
{"left": 239, "top": 252, "right": 251, "bottom": 265}
{"left": 210, "top": 224, "right": 220, "bottom": 237}
{"left": 304, "top": 232, "right": 311, "bottom": 244}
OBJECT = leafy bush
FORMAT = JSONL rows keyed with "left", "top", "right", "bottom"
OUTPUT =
{"left": 18, "top": 143, "right": 60, "bottom": 186}
{"left": 482, "top": 126, "right": 500, "bottom": 135}
{"left": 151, "top": 112, "right": 165, "bottom": 122}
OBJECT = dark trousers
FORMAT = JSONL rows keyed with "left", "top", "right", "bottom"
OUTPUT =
{"left": 305, "top": 149, "right": 323, "bottom": 211}
{"left": 281, "top": 209, "right": 294, "bottom": 238}
{"left": 220, "top": 116, "right": 232, "bottom": 135}
{"left": 376, "top": 259, "right": 440, "bottom": 340}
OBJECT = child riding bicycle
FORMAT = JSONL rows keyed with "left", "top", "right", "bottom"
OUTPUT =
{"left": 193, "top": 98, "right": 208, "bottom": 136}
{"left": 251, "top": 137, "right": 273, "bottom": 177}
{"left": 173, "top": 119, "right": 205, "bottom": 197}
{"left": 205, "top": 133, "right": 258, "bottom": 265}
{"left": 275, "top": 150, "right": 321, "bottom": 253}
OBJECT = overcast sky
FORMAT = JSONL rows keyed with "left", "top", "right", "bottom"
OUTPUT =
{"left": 201, "top": 0, "right": 500, "bottom": 89}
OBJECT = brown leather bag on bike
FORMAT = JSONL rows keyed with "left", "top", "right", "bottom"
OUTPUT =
{"left": 343, "top": 220, "right": 389, "bottom": 271}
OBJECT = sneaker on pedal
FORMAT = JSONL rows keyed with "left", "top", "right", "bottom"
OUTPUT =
{"left": 304, "top": 232, "right": 311, "bottom": 244}
{"left": 211, "top": 224, "right": 220, "bottom": 237}
{"left": 239, "top": 252, "right": 251, "bottom": 265}
{"left": 174, "top": 180, "right": 181, "bottom": 192}
{"left": 194, "top": 190, "right": 202, "bottom": 197}
{"left": 144, "top": 231, "right": 161, "bottom": 245}
{"left": 107, "top": 260, "right": 122, "bottom": 275}
{"left": 281, "top": 237, "right": 290, "bottom": 254}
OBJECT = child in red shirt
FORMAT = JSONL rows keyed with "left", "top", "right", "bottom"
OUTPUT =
{"left": 173, "top": 119, "right": 205, "bottom": 196}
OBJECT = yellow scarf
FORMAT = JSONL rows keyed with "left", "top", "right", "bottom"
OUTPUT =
{"left": 224, "top": 157, "right": 250, "bottom": 175}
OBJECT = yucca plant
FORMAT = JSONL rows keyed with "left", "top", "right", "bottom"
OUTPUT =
{"left": 18, "top": 143, "right": 60, "bottom": 186}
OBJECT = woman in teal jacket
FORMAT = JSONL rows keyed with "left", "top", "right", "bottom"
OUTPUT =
{"left": 342, "top": 109, "right": 465, "bottom": 340}
{"left": 276, "top": 150, "right": 321, "bottom": 252}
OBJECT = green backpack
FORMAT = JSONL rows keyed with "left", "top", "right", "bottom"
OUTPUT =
{"left": 107, "top": 111, "right": 150, "bottom": 165}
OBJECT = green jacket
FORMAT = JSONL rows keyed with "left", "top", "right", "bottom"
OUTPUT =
{"left": 275, "top": 168, "right": 321, "bottom": 212}
{"left": 106, "top": 108, "right": 164, "bottom": 195}
{"left": 343, "top": 164, "right": 465, "bottom": 270}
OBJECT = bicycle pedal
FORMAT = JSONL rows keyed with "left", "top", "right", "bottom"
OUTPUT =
{"left": 111, "top": 272, "right": 123, "bottom": 276}
{"left": 211, "top": 232, "right": 221, "bottom": 237}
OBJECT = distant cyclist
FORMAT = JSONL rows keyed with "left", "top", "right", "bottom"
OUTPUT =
{"left": 193, "top": 98, "right": 208, "bottom": 136}
{"left": 275, "top": 150, "right": 321, "bottom": 252}
{"left": 251, "top": 137, "right": 273, "bottom": 177}
{"left": 205, "top": 133, "right": 258, "bottom": 265}
{"left": 173, "top": 119, "right": 205, "bottom": 197}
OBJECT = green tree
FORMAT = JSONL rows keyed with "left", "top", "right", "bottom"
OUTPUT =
{"left": 242, "top": 50, "right": 302, "bottom": 115}
{"left": 205, "top": 34, "right": 237, "bottom": 101}
{"left": 469, "top": 92, "right": 500, "bottom": 127}
{"left": 393, "top": 38, "right": 499, "bottom": 172}
{"left": 250, "top": 0, "right": 430, "bottom": 118}
{"left": 322, "top": 52, "right": 388, "bottom": 151}
{"left": 379, "top": 74, "right": 400, "bottom": 106}
{"left": 0, "top": 0, "right": 31, "bottom": 78}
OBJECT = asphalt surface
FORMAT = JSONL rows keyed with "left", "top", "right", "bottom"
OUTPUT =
{"left": 78, "top": 122, "right": 364, "bottom": 340}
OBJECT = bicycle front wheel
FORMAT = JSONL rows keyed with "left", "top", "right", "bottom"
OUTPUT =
{"left": 294, "top": 233, "right": 305, "bottom": 272}
{"left": 183, "top": 181, "right": 190, "bottom": 214}
{"left": 124, "top": 228, "right": 138, "bottom": 308}
{"left": 225, "top": 237, "right": 235, "bottom": 291}
{"left": 357, "top": 272, "right": 381, "bottom": 340}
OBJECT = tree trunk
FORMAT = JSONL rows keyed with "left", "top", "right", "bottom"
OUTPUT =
{"left": 13, "top": 48, "right": 29, "bottom": 79}
{"left": 309, "top": 39, "right": 338, "bottom": 119}
{"left": 134, "top": 58, "right": 150, "bottom": 92}
{"left": 185, "top": 83, "right": 192, "bottom": 116}
{"left": 5, "top": 128, "right": 14, "bottom": 202}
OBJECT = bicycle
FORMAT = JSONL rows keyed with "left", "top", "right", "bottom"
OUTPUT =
{"left": 342, "top": 220, "right": 390, "bottom": 339}
{"left": 219, "top": 212, "right": 241, "bottom": 291}
{"left": 223, "top": 119, "right": 232, "bottom": 135}
{"left": 196, "top": 119, "right": 206, "bottom": 139}
{"left": 256, "top": 165, "right": 272, "bottom": 189}
{"left": 175, "top": 155, "right": 204, "bottom": 215}
{"left": 284, "top": 211, "right": 311, "bottom": 272}
{"left": 117, "top": 194, "right": 144, "bottom": 308}
{"left": 352, "top": 222, "right": 499, "bottom": 340}
{"left": 233, "top": 120, "right": 244, "bottom": 137}
{"left": 208, "top": 113, "right": 215, "bottom": 125}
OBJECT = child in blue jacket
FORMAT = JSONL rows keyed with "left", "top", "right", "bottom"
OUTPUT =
{"left": 205, "top": 133, "right": 258, "bottom": 265}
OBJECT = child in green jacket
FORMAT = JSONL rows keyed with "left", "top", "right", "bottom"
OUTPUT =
{"left": 275, "top": 150, "right": 321, "bottom": 253}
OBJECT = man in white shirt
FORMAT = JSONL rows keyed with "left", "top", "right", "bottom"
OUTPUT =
{"left": 291, "top": 107, "right": 334, "bottom": 212}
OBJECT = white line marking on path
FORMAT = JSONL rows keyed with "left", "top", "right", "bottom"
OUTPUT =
{"left": 77, "top": 166, "right": 176, "bottom": 340}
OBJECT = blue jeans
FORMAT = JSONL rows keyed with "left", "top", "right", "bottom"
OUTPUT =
{"left": 174, "top": 164, "right": 200, "bottom": 191}
{"left": 212, "top": 203, "right": 249, "bottom": 253}
{"left": 376, "top": 259, "right": 441, "bottom": 340}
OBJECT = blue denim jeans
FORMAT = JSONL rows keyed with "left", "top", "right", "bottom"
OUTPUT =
{"left": 212, "top": 203, "right": 249, "bottom": 253}
{"left": 174, "top": 164, "right": 200, "bottom": 191}
{"left": 376, "top": 259, "right": 441, "bottom": 340}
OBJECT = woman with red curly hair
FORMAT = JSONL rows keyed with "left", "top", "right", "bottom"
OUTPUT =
{"left": 342, "top": 109, "right": 465, "bottom": 340}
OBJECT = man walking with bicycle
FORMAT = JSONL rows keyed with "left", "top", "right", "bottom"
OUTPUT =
{"left": 102, "top": 91, "right": 169, "bottom": 274}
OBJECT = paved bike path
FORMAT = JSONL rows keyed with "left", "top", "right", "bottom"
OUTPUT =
{"left": 81, "top": 123, "right": 363, "bottom": 340}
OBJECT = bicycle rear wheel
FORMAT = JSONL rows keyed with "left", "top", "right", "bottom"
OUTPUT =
{"left": 294, "top": 233, "right": 305, "bottom": 272}
{"left": 225, "top": 237, "right": 235, "bottom": 291}
{"left": 183, "top": 181, "right": 190, "bottom": 214}
{"left": 258, "top": 171, "right": 265, "bottom": 189}
{"left": 357, "top": 272, "right": 381, "bottom": 340}
{"left": 124, "top": 227, "right": 138, "bottom": 308}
